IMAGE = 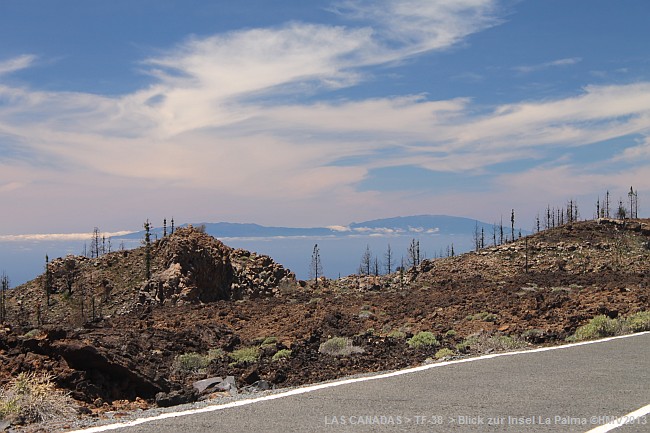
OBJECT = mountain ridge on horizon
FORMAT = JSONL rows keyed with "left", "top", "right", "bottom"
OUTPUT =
{"left": 116, "top": 214, "right": 495, "bottom": 240}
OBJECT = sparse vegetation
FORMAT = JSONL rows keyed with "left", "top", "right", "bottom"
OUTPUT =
{"left": 319, "top": 337, "right": 364, "bottom": 356}
{"left": 456, "top": 333, "right": 526, "bottom": 353}
{"left": 407, "top": 331, "right": 439, "bottom": 349}
{"left": 487, "top": 335, "right": 526, "bottom": 350}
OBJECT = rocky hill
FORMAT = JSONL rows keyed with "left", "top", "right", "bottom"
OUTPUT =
{"left": 0, "top": 219, "right": 648, "bottom": 430}
{"left": 6, "top": 227, "right": 297, "bottom": 327}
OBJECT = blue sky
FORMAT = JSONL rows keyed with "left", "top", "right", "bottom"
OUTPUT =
{"left": 1, "top": 0, "right": 649, "bottom": 236}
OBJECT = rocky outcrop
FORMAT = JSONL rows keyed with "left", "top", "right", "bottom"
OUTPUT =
{"left": 139, "top": 227, "right": 297, "bottom": 305}
{"left": 230, "top": 249, "right": 297, "bottom": 299}
{"left": 141, "top": 228, "right": 235, "bottom": 305}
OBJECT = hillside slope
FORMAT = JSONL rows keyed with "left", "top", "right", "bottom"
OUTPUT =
{"left": 0, "top": 219, "right": 648, "bottom": 428}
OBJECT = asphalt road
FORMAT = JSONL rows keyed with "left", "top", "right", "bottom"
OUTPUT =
{"left": 77, "top": 333, "right": 649, "bottom": 433}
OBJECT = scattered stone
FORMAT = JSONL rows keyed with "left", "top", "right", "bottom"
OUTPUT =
{"left": 155, "top": 389, "right": 198, "bottom": 408}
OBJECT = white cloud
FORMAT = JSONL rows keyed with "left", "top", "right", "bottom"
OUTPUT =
{"left": 513, "top": 57, "right": 582, "bottom": 74}
{"left": 332, "top": 0, "right": 502, "bottom": 55}
{"left": 449, "top": 83, "right": 650, "bottom": 151}
{"left": 0, "top": 231, "right": 134, "bottom": 242}
{"left": 613, "top": 136, "right": 650, "bottom": 162}
{"left": 0, "top": 54, "right": 36, "bottom": 76}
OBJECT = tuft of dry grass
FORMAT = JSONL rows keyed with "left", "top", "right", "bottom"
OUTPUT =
{"left": 0, "top": 372, "right": 75, "bottom": 424}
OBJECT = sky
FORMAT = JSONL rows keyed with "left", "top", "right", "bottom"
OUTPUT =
{"left": 1, "top": 0, "right": 650, "bottom": 236}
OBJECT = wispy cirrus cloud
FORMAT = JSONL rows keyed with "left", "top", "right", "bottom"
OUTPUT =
{"left": 513, "top": 57, "right": 582, "bottom": 74}
{"left": 331, "top": 0, "right": 503, "bottom": 54}
{"left": 0, "top": 54, "right": 36, "bottom": 76}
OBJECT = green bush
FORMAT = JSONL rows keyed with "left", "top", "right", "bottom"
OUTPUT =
{"left": 569, "top": 315, "right": 621, "bottom": 341}
{"left": 260, "top": 337, "right": 278, "bottom": 349}
{"left": 387, "top": 330, "right": 406, "bottom": 339}
{"left": 444, "top": 330, "right": 457, "bottom": 338}
{"left": 407, "top": 331, "right": 439, "bottom": 349}
{"left": 271, "top": 349, "right": 292, "bottom": 362}
{"left": 174, "top": 352, "right": 211, "bottom": 372}
{"left": 207, "top": 348, "right": 225, "bottom": 360}
{"left": 521, "top": 329, "right": 544, "bottom": 341}
{"left": 434, "top": 348, "right": 455, "bottom": 359}
{"left": 229, "top": 347, "right": 261, "bottom": 364}
{"left": 623, "top": 311, "right": 650, "bottom": 332}
{"left": 467, "top": 312, "right": 497, "bottom": 322}
{"left": 455, "top": 335, "right": 479, "bottom": 353}
{"left": 261, "top": 337, "right": 278, "bottom": 345}
{"left": 318, "top": 337, "right": 364, "bottom": 356}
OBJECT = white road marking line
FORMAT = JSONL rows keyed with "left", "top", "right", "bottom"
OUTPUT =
{"left": 584, "top": 403, "right": 650, "bottom": 433}
{"left": 68, "top": 331, "right": 650, "bottom": 432}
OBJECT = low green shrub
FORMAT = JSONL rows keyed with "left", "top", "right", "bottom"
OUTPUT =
{"left": 174, "top": 352, "right": 211, "bottom": 372}
{"left": 207, "top": 348, "right": 225, "bottom": 360}
{"left": 569, "top": 315, "right": 620, "bottom": 341}
{"left": 260, "top": 337, "right": 278, "bottom": 349}
{"left": 467, "top": 312, "right": 498, "bottom": 322}
{"left": 387, "top": 330, "right": 406, "bottom": 339}
{"left": 444, "top": 330, "right": 457, "bottom": 338}
{"left": 229, "top": 347, "right": 261, "bottom": 364}
{"left": 456, "top": 335, "right": 479, "bottom": 353}
{"left": 521, "top": 329, "right": 544, "bottom": 341}
{"left": 318, "top": 337, "right": 364, "bottom": 356}
{"left": 434, "top": 348, "right": 455, "bottom": 359}
{"left": 407, "top": 331, "right": 439, "bottom": 349}
{"left": 622, "top": 311, "right": 650, "bottom": 332}
{"left": 271, "top": 349, "right": 292, "bottom": 362}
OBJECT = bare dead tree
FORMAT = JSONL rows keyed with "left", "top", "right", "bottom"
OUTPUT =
{"left": 143, "top": 220, "right": 152, "bottom": 280}
{"left": 407, "top": 239, "right": 420, "bottom": 267}
{"left": 360, "top": 245, "right": 372, "bottom": 276}
{"left": 384, "top": 244, "right": 394, "bottom": 274}
{"left": 0, "top": 272, "right": 8, "bottom": 323}
{"left": 309, "top": 244, "right": 323, "bottom": 286}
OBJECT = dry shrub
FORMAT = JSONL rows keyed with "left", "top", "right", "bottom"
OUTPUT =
{"left": 0, "top": 372, "right": 75, "bottom": 424}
